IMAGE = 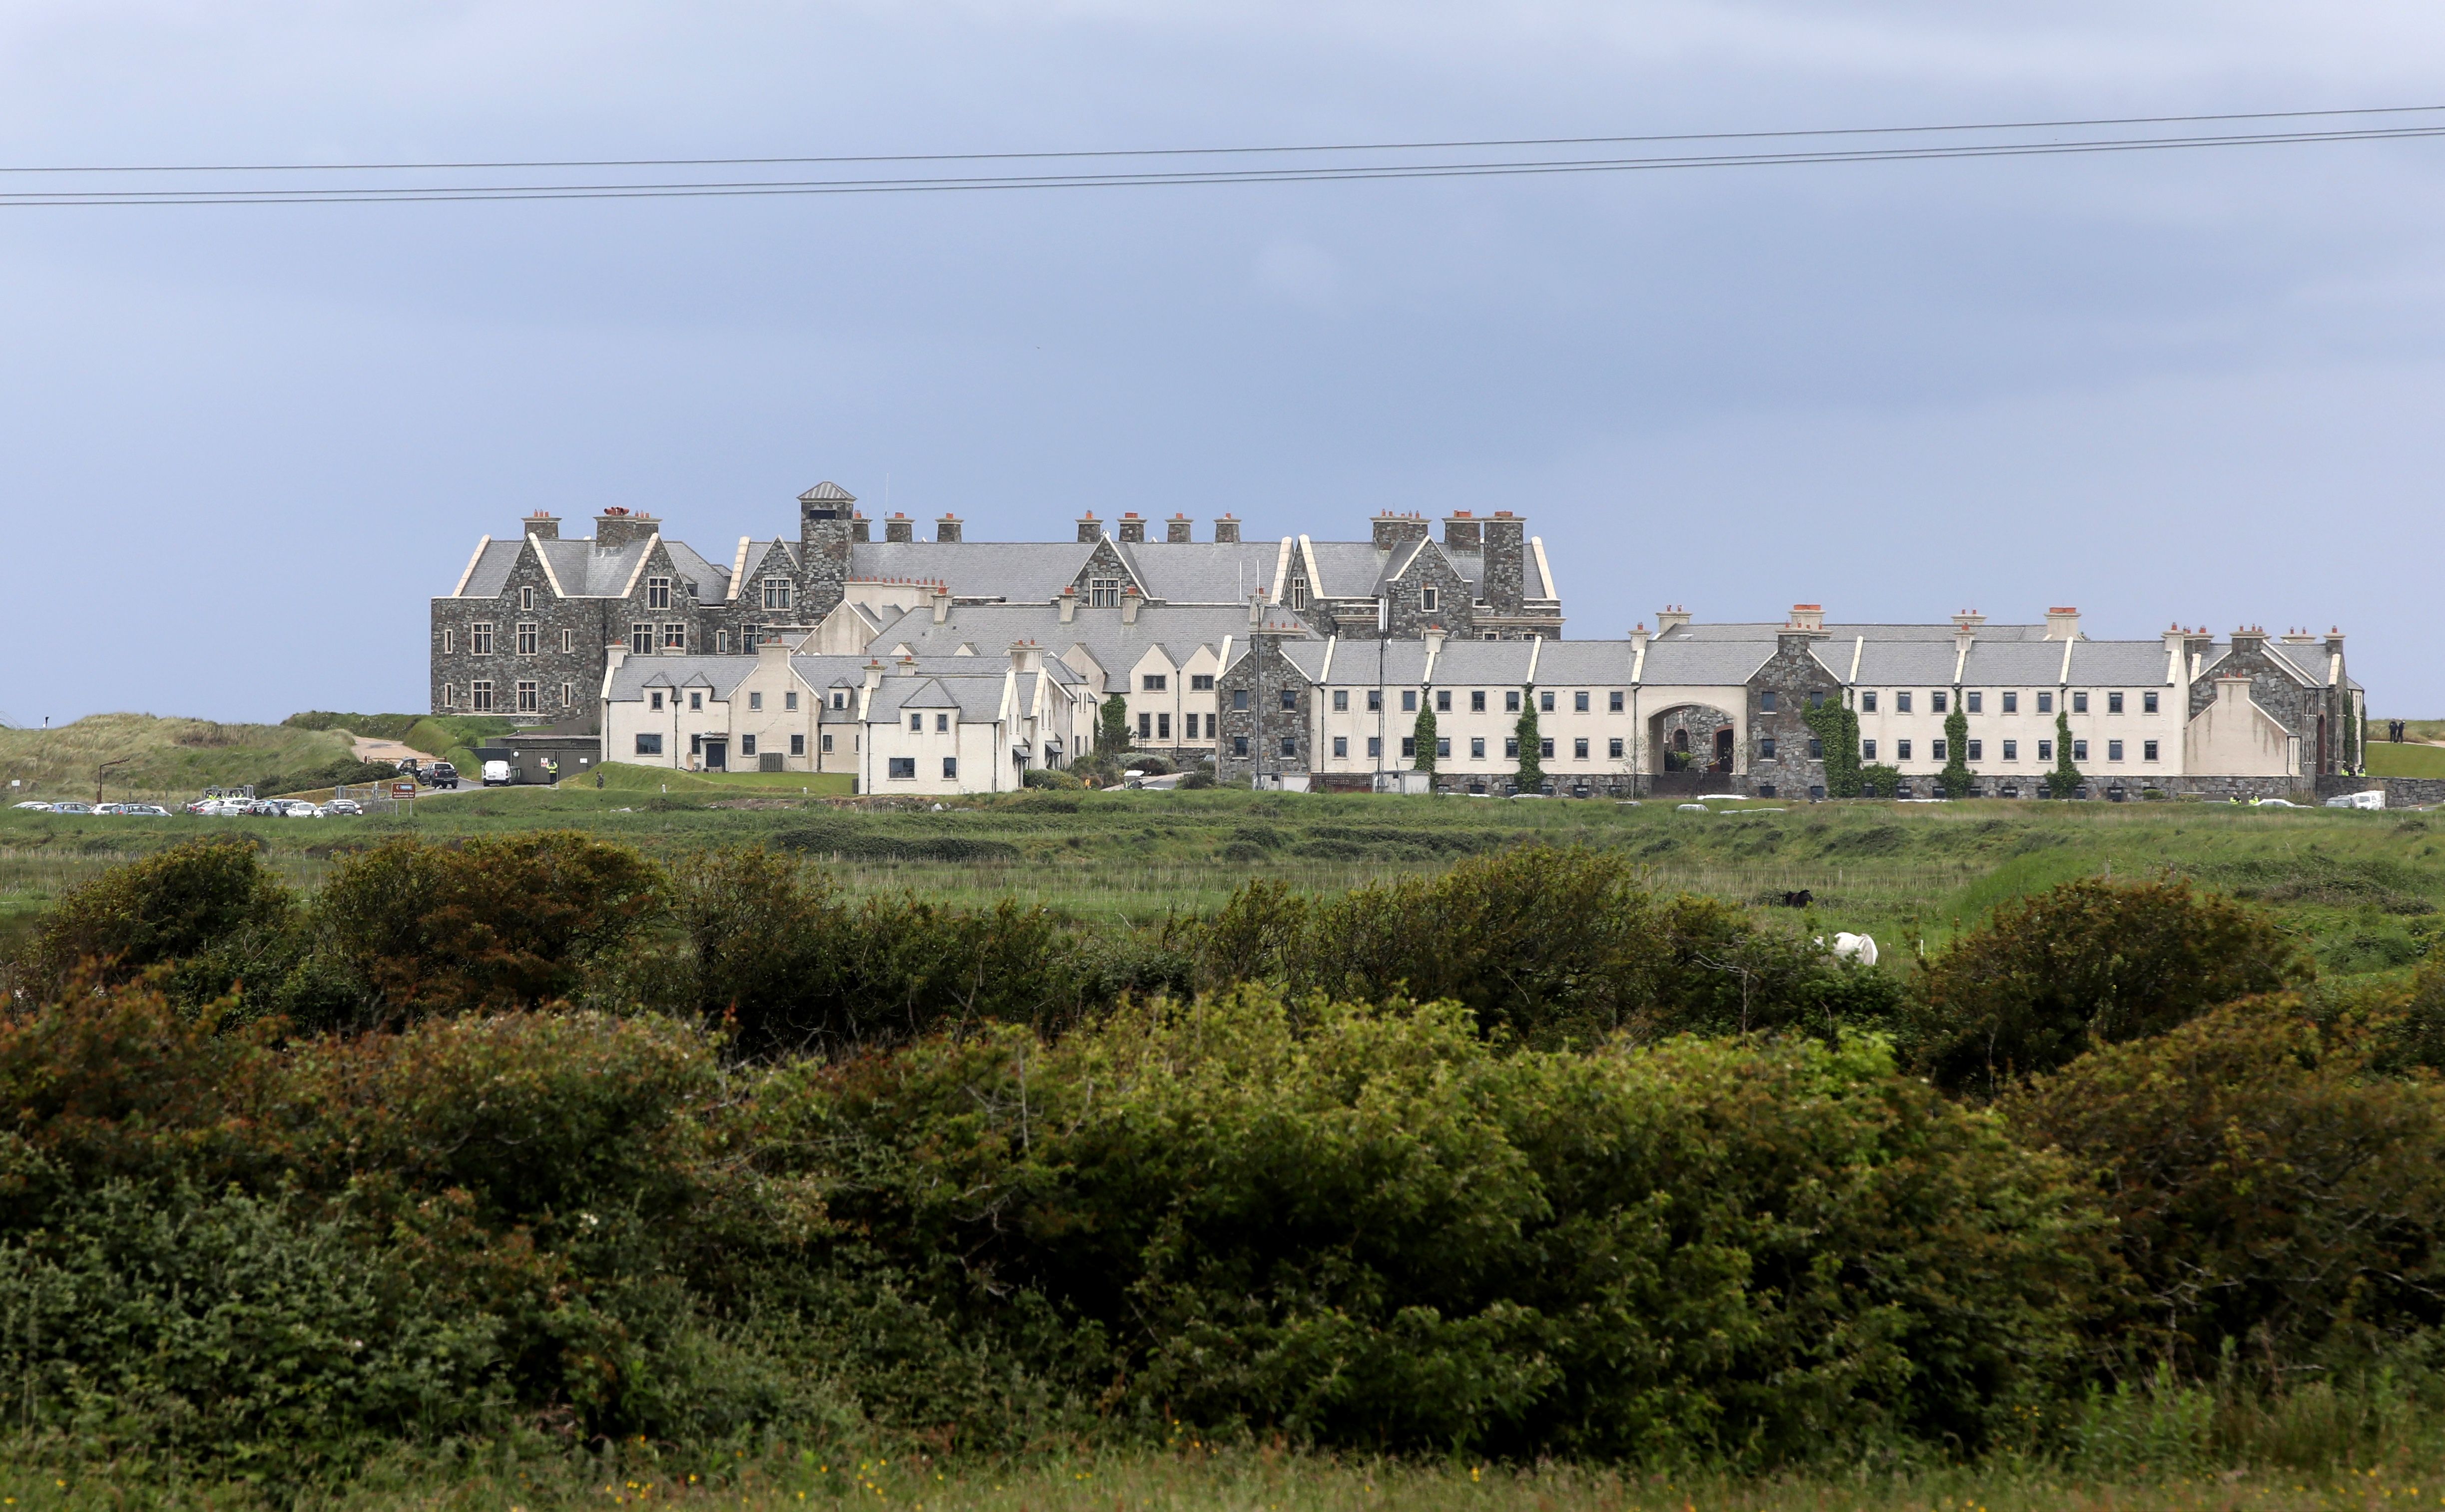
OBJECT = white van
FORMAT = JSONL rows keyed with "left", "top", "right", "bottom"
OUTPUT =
{"left": 2324, "top": 788, "right": 2386, "bottom": 810}
{"left": 481, "top": 759, "right": 513, "bottom": 787}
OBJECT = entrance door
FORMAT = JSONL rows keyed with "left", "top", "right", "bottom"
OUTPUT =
{"left": 1713, "top": 727, "right": 1735, "bottom": 772}
{"left": 703, "top": 739, "right": 728, "bottom": 770}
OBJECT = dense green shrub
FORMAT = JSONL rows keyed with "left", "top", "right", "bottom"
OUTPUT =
{"left": 1909, "top": 877, "right": 2309, "bottom": 1095}
{"left": 14, "top": 838, "right": 296, "bottom": 1005}
{"left": 2008, "top": 999, "right": 2445, "bottom": 1374}
{"left": 1198, "top": 845, "right": 1900, "bottom": 1046}
{"left": 773, "top": 991, "right": 2109, "bottom": 1461}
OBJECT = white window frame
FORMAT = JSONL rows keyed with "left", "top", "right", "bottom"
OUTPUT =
{"left": 661, "top": 623, "right": 686, "bottom": 652}
{"left": 762, "top": 578, "right": 793, "bottom": 611}
{"left": 471, "top": 622, "right": 494, "bottom": 656}
{"left": 1421, "top": 585, "right": 1438, "bottom": 612}
{"left": 442, "top": 628, "right": 456, "bottom": 655}
{"left": 647, "top": 576, "right": 673, "bottom": 610}
{"left": 516, "top": 622, "right": 538, "bottom": 656}
{"left": 516, "top": 680, "right": 539, "bottom": 714}
{"left": 471, "top": 679, "right": 495, "bottom": 712}
{"left": 519, "top": 585, "right": 535, "bottom": 611}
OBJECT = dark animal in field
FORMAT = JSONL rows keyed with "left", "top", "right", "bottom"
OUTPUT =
{"left": 1779, "top": 889, "right": 1814, "bottom": 908}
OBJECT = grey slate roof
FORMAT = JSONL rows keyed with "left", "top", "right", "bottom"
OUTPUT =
{"left": 662, "top": 540, "right": 731, "bottom": 602}
{"left": 1637, "top": 638, "right": 1774, "bottom": 687}
{"left": 605, "top": 657, "right": 756, "bottom": 700}
{"left": 1533, "top": 640, "right": 1640, "bottom": 686}
{"left": 870, "top": 602, "right": 1277, "bottom": 691}
{"left": 533, "top": 538, "right": 654, "bottom": 597}
{"left": 798, "top": 481, "right": 856, "bottom": 503}
{"left": 1123, "top": 541, "right": 1298, "bottom": 603}
{"left": 2064, "top": 641, "right": 2176, "bottom": 686}
{"left": 849, "top": 541, "right": 1093, "bottom": 598}
{"left": 1417, "top": 640, "right": 1535, "bottom": 685}
{"left": 1660, "top": 621, "right": 2058, "bottom": 644}
{"left": 868, "top": 676, "right": 1009, "bottom": 724}
{"left": 1852, "top": 641, "right": 1971, "bottom": 688}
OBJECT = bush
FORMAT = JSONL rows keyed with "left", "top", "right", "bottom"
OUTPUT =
{"left": 311, "top": 832, "right": 662, "bottom": 1026}
{"left": 2008, "top": 999, "right": 2445, "bottom": 1373}
{"left": 1021, "top": 766, "right": 1083, "bottom": 790}
{"left": 1198, "top": 844, "right": 1901, "bottom": 1046}
{"left": 1909, "top": 877, "right": 2309, "bottom": 1096}
{"left": 13, "top": 838, "right": 296, "bottom": 1005}
{"left": 774, "top": 990, "right": 2108, "bottom": 1460}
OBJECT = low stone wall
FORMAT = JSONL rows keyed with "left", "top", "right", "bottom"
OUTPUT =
{"left": 2319, "top": 774, "right": 2445, "bottom": 807}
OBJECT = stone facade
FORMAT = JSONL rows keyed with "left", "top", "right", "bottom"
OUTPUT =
{"left": 1215, "top": 632, "right": 1315, "bottom": 783}
{"left": 1742, "top": 632, "right": 1837, "bottom": 799}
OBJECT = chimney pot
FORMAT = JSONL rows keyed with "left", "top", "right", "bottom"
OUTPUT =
{"left": 1117, "top": 514, "right": 1147, "bottom": 544}
{"left": 1166, "top": 513, "right": 1193, "bottom": 543}
{"left": 1213, "top": 513, "right": 1241, "bottom": 544}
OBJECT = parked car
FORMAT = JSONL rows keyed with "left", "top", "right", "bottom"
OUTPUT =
{"left": 323, "top": 797, "right": 364, "bottom": 816}
{"left": 11, "top": 800, "right": 53, "bottom": 811}
{"left": 425, "top": 761, "right": 460, "bottom": 790}
{"left": 123, "top": 804, "right": 171, "bottom": 816}
{"left": 481, "top": 759, "right": 512, "bottom": 787}
{"left": 49, "top": 802, "right": 92, "bottom": 814}
{"left": 278, "top": 799, "right": 321, "bottom": 817}
{"left": 92, "top": 803, "right": 131, "bottom": 815}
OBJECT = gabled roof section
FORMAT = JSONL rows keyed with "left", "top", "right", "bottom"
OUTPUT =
{"left": 604, "top": 656, "right": 756, "bottom": 701}
{"left": 799, "top": 480, "right": 856, "bottom": 503}
{"left": 457, "top": 539, "right": 523, "bottom": 598}
{"left": 847, "top": 540, "right": 1097, "bottom": 601}
{"left": 1637, "top": 638, "right": 1775, "bottom": 687}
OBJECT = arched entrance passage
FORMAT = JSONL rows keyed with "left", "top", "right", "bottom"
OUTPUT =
{"left": 1648, "top": 703, "right": 1738, "bottom": 792}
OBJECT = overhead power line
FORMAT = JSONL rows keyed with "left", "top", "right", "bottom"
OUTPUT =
{"left": 2, "top": 105, "right": 2440, "bottom": 208}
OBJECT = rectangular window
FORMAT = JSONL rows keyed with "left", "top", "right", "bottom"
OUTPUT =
{"left": 647, "top": 577, "right": 672, "bottom": 610}
{"left": 762, "top": 578, "right": 793, "bottom": 611}
{"left": 1540, "top": 691, "right": 1555, "bottom": 713}
{"left": 936, "top": 714, "right": 949, "bottom": 733}
{"left": 2038, "top": 739, "right": 2053, "bottom": 761}
{"left": 1967, "top": 739, "right": 1983, "bottom": 760}
{"left": 2144, "top": 740, "right": 2160, "bottom": 761}
{"left": 443, "top": 628, "right": 456, "bottom": 655}
{"left": 1505, "top": 691, "right": 1521, "bottom": 712}
{"left": 1932, "top": 739, "right": 1947, "bottom": 760}
{"left": 1333, "top": 690, "right": 1349, "bottom": 712}
{"left": 1231, "top": 736, "right": 1248, "bottom": 756}
{"left": 1279, "top": 689, "right": 1295, "bottom": 712}
{"left": 1088, "top": 578, "right": 1120, "bottom": 608}
{"left": 1279, "top": 737, "right": 1295, "bottom": 757}
{"left": 519, "top": 585, "right": 535, "bottom": 612}
{"left": 2144, "top": 691, "right": 2160, "bottom": 714}
{"left": 943, "top": 756, "right": 959, "bottom": 780}
{"left": 650, "top": 690, "right": 664, "bottom": 711}
{"left": 2108, "top": 691, "right": 2125, "bottom": 714}
{"left": 911, "top": 714, "right": 923, "bottom": 732}
{"left": 1896, "top": 692, "right": 1912, "bottom": 714}
{"left": 1505, "top": 738, "right": 1519, "bottom": 757}
{"left": 443, "top": 683, "right": 458, "bottom": 708}
{"left": 1573, "top": 737, "right": 1588, "bottom": 759}
{"left": 1232, "top": 690, "right": 1249, "bottom": 711}
{"left": 635, "top": 733, "right": 663, "bottom": 756}
{"left": 1471, "top": 737, "right": 1486, "bottom": 758}
{"left": 630, "top": 623, "right": 653, "bottom": 655}
{"left": 1142, "top": 674, "right": 1168, "bottom": 692}
{"left": 561, "top": 682, "right": 574, "bottom": 708}
{"left": 830, "top": 691, "right": 847, "bottom": 710}
{"left": 1574, "top": 691, "right": 1590, "bottom": 713}
{"left": 1861, "top": 739, "right": 1877, "bottom": 760}
{"left": 888, "top": 757, "right": 916, "bottom": 780}
{"left": 561, "top": 628, "right": 574, "bottom": 654}
{"left": 1367, "top": 689, "right": 1382, "bottom": 712}
{"left": 2072, "top": 739, "right": 2089, "bottom": 761}
{"left": 2108, "top": 740, "right": 2124, "bottom": 761}
{"left": 1861, "top": 691, "right": 1878, "bottom": 713}
{"left": 1157, "top": 714, "right": 1171, "bottom": 740}
{"left": 1367, "top": 737, "right": 1382, "bottom": 758}
{"left": 689, "top": 691, "right": 703, "bottom": 712}
{"left": 1808, "top": 738, "right": 1823, "bottom": 758}
{"left": 1402, "top": 690, "right": 1417, "bottom": 712}
{"left": 1966, "top": 691, "right": 1983, "bottom": 714}
{"left": 1539, "top": 738, "right": 1554, "bottom": 758}
{"left": 1287, "top": 577, "right": 1308, "bottom": 610}
{"left": 1609, "top": 692, "right": 1624, "bottom": 713}
{"left": 1471, "top": 691, "right": 1486, "bottom": 712}
{"left": 1421, "top": 585, "right": 1440, "bottom": 612}
{"left": 662, "top": 624, "right": 686, "bottom": 652}
{"left": 1760, "top": 737, "right": 1778, "bottom": 759}
{"left": 1761, "top": 691, "right": 1778, "bottom": 713}
{"left": 819, "top": 733, "right": 833, "bottom": 754}
{"left": 2038, "top": 691, "right": 2054, "bottom": 714}
{"left": 2003, "top": 739, "right": 2018, "bottom": 760}
{"left": 749, "top": 692, "right": 763, "bottom": 711}
{"left": 1401, "top": 737, "right": 1417, "bottom": 757}
{"left": 1203, "top": 715, "right": 1216, "bottom": 738}
{"left": 1608, "top": 737, "right": 1624, "bottom": 758}
{"left": 1191, "top": 674, "right": 1214, "bottom": 691}
{"left": 1932, "top": 691, "right": 1949, "bottom": 714}
{"left": 1333, "top": 736, "right": 1348, "bottom": 758}
{"left": 740, "top": 735, "right": 757, "bottom": 756}
{"left": 2073, "top": 692, "right": 2090, "bottom": 713}
{"left": 2002, "top": 691, "right": 2018, "bottom": 714}
{"left": 790, "top": 734, "right": 805, "bottom": 756}
{"left": 1436, "top": 690, "right": 1452, "bottom": 712}
{"left": 716, "top": 631, "right": 732, "bottom": 655}
{"left": 1436, "top": 738, "right": 1451, "bottom": 758}
{"left": 1897, "top": 739, "right": 1912, "bottom": 761}
{"left": 1138, "top": 713, "right": 1152, "bottom": 739}
{"left": 471, "top": 680, "right": 494, "bottom": 712}
{"left": 471, "top": 622, "right": 494, "bottom": 655}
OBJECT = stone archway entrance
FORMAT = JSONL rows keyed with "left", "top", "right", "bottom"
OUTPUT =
{"left": 1648, "top": 703, "right": 1737, "bottom": 794}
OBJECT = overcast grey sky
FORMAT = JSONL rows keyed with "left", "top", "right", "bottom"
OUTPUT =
{"left": 4, "top": 1, "right": 2442, "bottom": 724}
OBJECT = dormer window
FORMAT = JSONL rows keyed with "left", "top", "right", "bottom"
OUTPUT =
{"left": 689, "top": 691, "right": 703, "bottom": 711}
{"left": 650, "top": 690, "right": 664, "bottom": 711}
{"left": 762, "top": 578, "right": 793, "bottom": 611}
{"left": 647, "top": 576, "right": 672, "bottom": 610}
{"left": 1089, "top": 578, "right": 1121, "bottom": 608}
{"left": 1288, "top": 576, "right": 1309, "bottom": 610}
{"left": 832, "top": 691, "right": 848, "bottom": 710}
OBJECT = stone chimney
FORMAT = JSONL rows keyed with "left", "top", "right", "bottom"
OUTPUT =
{"left": 1788, "top": 604, "right": 1826, "bottom": 633}
{"left": 1117, "top": 512, "right": 1146, "bottom": 544}
{"left": 524, "top": 511, "right": 559, "bottom": 541}
{"left": 1372, "top": 511, "right": 1430, "bottom": 551}
{"left": 2183, "top": 626, "right": 2216, "bottom": 671}
{"left": 1481, "top": 513, "right": 1526, "bottom": 616}
{"left": 2326, "top": 626, "right": 2347, "bottom": 657}
{"left": 1010, "top": 640, "right": 1044, "bottom": 674}
{"left": 1443, "top": 511, "right": 1482, "bottom": 550}
{"left": 1166, "top": 513, "right": 1193, "bottom": 543}
{"left": 1058, "top": 585, "right": 1077, "bottom": 624}
{"left": 885, "top": 514, "right": 915, "bottom": 543}
{"left": 1121, "top": 585, "right": 1141, "bottom": 624}
{"left": 1076, "top": 511, "right": 1100, "bottom": 543}
{"left": 936, "top": 513, "right": 961, "bottom": 543}
{"left": 2230, "top": 624, "right": 2267, "bottom": 655}
{"left": 2045, "top": 607, "right": 2081, "bottom": 641}
{"left": 595, "top": 508, "right": 657, "bottom": 550}
{"left": 1213, "top": 514, "right": 1240, "bottom": 544}
{"left": 850, "top": 512, "right": 870, "bottom": 543}
{"left": 797, "top": 483, "right": 856, "bottom": 621}
{"left": 1655, "top": 604, "right": 1691, "bottom": 634}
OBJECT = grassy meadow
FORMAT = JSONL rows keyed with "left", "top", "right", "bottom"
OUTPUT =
{"left": 4, "top": 777, "right": 2439, "bottom": 986}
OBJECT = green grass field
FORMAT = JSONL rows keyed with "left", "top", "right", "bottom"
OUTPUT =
{"left": 2366, "top": 740, "right": 2445, "bottom": 777}
{"left": 6, "top": 783, "right": 2439, "bottom": 984}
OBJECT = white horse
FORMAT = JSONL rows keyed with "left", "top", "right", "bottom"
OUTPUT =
{"left": 1824, "top": 932, "right": 1878, "bottom": 967}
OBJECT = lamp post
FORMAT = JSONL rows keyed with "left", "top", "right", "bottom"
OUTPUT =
{"left": 95, "top": 756, "right": 131, "bottom": 807}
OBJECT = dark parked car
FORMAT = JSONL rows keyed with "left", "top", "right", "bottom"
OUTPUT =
{"left": 424, "top": 760, "right": 460, "bottom": 790}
